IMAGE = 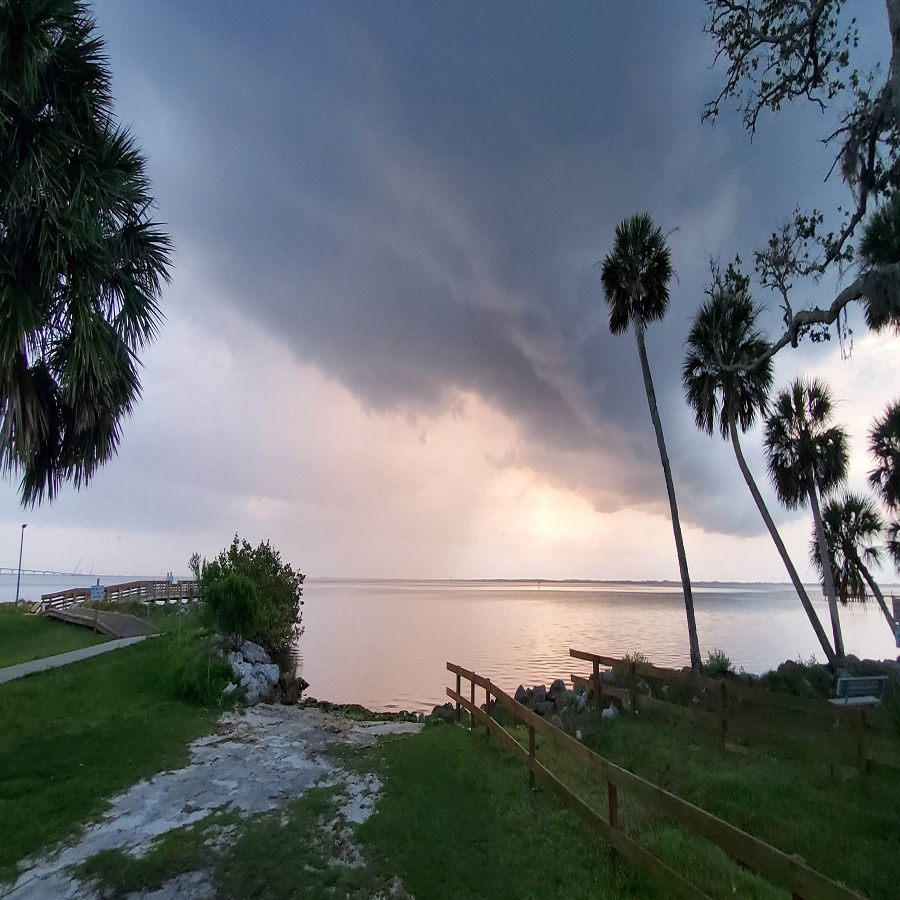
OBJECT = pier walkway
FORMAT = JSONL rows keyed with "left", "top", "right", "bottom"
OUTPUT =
{"left": 42, "top": 607, "right": 158, "bottom": 639}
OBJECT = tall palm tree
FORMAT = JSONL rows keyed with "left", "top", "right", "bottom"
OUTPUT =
{"left": 683, "top": 275, "right": 838, "bottom": 668}
{"left": 869, "top": 400, "right": 900, "bottom": 577}
{"left": 0, "top": 0, "right": 172, "bottom": 505}
{"left": 601, "top": 213, "right": 701, "bottom": 674}
{"left": 765, "top": 379, "right": 850, "bottom": 660}
{"left": 869, "top": 401, "right": 900, "bottom": 509}
{"left": 811, "top": 492, "right": 897, "bottom": 632}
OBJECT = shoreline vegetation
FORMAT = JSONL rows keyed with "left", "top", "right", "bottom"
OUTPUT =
{"left": 2, "top": 610, "right": 899, "bottom": 898}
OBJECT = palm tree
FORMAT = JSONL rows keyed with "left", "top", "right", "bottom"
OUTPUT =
{"left": 764, "top": 379, "right": 849, "bottom": 660}
{"left": 601, "top": 213, "right": 701, "bottom": 674}
{"left": 811, "top": 492, "right": 897, "bottom": 632}
{"left": 858, "top": 195, "right": 900, "bottom": 333}
{"left": 0, "top": 0, "right": 172, "bottom": 505}
{"left": 869, "top": 401, "right": 900, "bottom": 509}
{"left": 683, "top": 274, "right": 838, "bottom": 668}
{"left": 869, "top": 400, "right": 900, "bottom": 578}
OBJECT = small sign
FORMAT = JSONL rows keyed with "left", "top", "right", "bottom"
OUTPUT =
{"left": 90, "top": 585, "right": 104, "bottom": 602}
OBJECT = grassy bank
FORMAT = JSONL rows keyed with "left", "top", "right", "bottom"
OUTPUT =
{"left": 539, "top": 706, "right": 900, "bottom": 899}
{"left": 73, "top": 724, "right": 657, "bottom": 900}
{"left": 0, "top": 633, "right": 219, "bottom": 880}
{"left": 0, "top": 605, "right": 107, "bottom": 668}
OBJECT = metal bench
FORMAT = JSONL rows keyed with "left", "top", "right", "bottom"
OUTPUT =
{"left": 829, "top": 675, "right": 888, "bottom": 706}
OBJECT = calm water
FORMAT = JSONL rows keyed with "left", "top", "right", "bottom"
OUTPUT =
{"left": 296, "top": 579, "right": 900, "bottom": 712}
{"left": 5, "top": 575, "right": 898, "bottom": 713}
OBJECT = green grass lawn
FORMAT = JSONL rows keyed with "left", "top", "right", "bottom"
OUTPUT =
{"left": 0, "top": 634, "right": 218, "bottom": 881}
{"left": 0, "top": 605, "right": 107, "bottom": 668}
{"left": 561, "top": 706, "right": 900, "bottom": 899}
{"left": 75, "top": 724, "right": 659, "bottom": 900}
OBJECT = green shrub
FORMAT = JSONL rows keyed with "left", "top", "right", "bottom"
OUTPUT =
{"left": 204, "top": 573, "right": 259, "bottom": 642}
{"left": 166, "top": 632, "right": 234, "bottom": 706}
{"left": 704, "top": 649, "right": 734, "bottom": 679}
{"left": 197, "top": 535, "right": 304, "bottom": 654}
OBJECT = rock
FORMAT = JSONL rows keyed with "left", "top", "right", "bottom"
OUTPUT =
{"left": 222, "top": 682, "right": 238, "bottom": 698}
{"left": 554, "top": 693, "right": 571, "bottom": 713}
{"left": 514, "top": 684, "right": 528, "bottom": 705}
{"left": 240, "top": 640, "right": 272, "bottom": 666}
{"left": 573, "top": 683, "right": 586, "bottom": 698}
{"left": 226, "top": 651, "right": 242, "bottom": 668}
{"left": 278, "top": 673, "right": 307, "bottom": 705}
{"left": 550, "top": 714, "right": 564, "bottom": 730}
{"left": 548, "top": 678, "right": 568, "bottom": 701}
{"left": 637, "top": 678, "right": 651, "bottom": 696}
{"left": 536, "top": 700, "right": 556, "bottom": 718}
{"left": 601, "top": 705, "right": 618, "bottom": 720}
{"left": 575, "top": 728, "right": 583, "bottom": 740}
{"left": 258, "top": 663, "right": 280, "bottom": 686}
{"left": 429, "top": 702, "right": 456, "bottom": 723}
{"left": 577, "top": 693, "right": 587, "bottom": 711}
{"left": 532, "top": 684, "right": 547, "bottom": 704}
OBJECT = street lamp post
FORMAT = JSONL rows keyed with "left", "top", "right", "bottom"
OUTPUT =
{"left": 15, "top": 524, "right": 27, "bottom": 607}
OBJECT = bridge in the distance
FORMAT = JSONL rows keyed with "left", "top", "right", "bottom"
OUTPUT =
{"left": 0, "top": 567, "right": 88, "bottom": 577}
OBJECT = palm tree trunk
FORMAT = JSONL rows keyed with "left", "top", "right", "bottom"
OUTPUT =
{"left": 727, "top": 416, "right": 838, "bottom": 669}
{"left": 634, "top": 322, "right": 702, "bottom": 674}
{"left": 808, "top": 484, "right": 846, "bottom": 660}
{"left": 850, "top": 548, "right": 898, "bottom": 632}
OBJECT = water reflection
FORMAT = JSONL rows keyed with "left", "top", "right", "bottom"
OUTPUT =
{"left": 295, "top": 579, "right": 899, "bottom": 712}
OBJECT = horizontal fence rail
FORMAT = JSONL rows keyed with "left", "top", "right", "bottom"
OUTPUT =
{"left": 570, "top": 649, "right": 898, "bottom": 775}
{"left": 39, "top": 579, "right": 198, "bottom": 611}
{"left": 448, "top": 661, "right": 865, "bottom": 900}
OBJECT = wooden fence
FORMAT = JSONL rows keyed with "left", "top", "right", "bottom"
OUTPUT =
{"left": 39, "top": 579, "right": 198, "bottom": 610}
{"left": 447, "top": 661, "right": 865, "bottom": 900}
{"left": 569, "top": 649, "right": 898, "bottom": 775}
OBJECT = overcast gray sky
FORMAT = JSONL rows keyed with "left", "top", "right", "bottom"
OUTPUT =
{"left": 2, "top": 1, "right": 898, "bottom": 581}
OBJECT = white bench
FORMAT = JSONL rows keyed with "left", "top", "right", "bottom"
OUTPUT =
{"left": 829, "top": 675, "right": 888, "bottom": 707}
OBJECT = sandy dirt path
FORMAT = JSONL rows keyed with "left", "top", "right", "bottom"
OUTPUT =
{"left": 2, "top": 705, "right": 422, "bottom": 899}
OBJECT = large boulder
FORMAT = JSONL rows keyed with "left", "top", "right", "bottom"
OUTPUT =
{"left": 532, "top": 684, "right": 547, "bottom": 704}
{"left": 514, "top": 684, "right": 529, "bottom": 705}
{"left": 240, "top": 640, "right": 272, "bottom": 666}
{"left": 548, "top": 679, "right": 568, "bottom": 702}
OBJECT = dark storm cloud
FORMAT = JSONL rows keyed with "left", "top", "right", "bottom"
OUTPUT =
{"left": 90, "top": 0, "right": 877, "bottom": 538}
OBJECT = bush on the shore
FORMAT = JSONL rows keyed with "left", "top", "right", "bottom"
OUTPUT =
{"left": 197, "top": 535, "right": 304, "bottom": 655}
{"left": 703, "top": 649, "right": 734, "bottom": 679}
{"left": 204, "top": 573, "right": 259, "bottom": 644}
{"left": 167, "top": 631, "right": 234, "bottom": 706}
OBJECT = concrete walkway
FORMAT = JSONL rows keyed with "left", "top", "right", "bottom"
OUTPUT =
{"left": 0, "top": 636, "right": 152, "bottom": 685}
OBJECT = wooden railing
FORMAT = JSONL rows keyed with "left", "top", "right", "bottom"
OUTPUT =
{"left": 40, "top": 579, "right": 198, "bottom": 610}
{"left": 448, "top": 661, "right": 866, "bottom": 900}
{"left": 570, "top": 649, "right": 898, "bottom": 775}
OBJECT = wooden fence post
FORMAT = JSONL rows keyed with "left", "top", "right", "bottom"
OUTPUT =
{"left": 455, "top": 673, "right": 461, "bottom": 724}
{"left": 593, "top": 659, "right": 601, "bottom": 713}
{"left": 485, "top": 685, "right": 491, "bottom": 733}
{"left": 470, "top": 680, "right": 475, "bottom": 725}
{"left": 528, "top": 724, "right": 536, "bottom": 789}
{"left": 608, "top": 779, "right": 619, "bottom": 873}
{"left": 629, "top": 661, "right": 637, "bottom": 716}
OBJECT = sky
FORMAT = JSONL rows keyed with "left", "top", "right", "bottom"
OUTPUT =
{"left": 2, "top": 1, "right": 898, "bottom": 582}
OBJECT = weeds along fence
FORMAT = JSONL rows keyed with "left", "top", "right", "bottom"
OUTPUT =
{"left": 569, "top": 649, "right": 900, "bottom": 776}
{"left": 447, "top": 662, "right": 865, "bottom": 900}
{"left": 39, "top": 580, "right": 199, "bottom": 611}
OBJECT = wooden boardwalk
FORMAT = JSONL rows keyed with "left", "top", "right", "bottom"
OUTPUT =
{"left": 43, "top": 607, "right": 158, "bottom": 639}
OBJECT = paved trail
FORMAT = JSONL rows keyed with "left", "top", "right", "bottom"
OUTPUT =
{"left": 0, "top": 636, "right": 151, "bottom": 685}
